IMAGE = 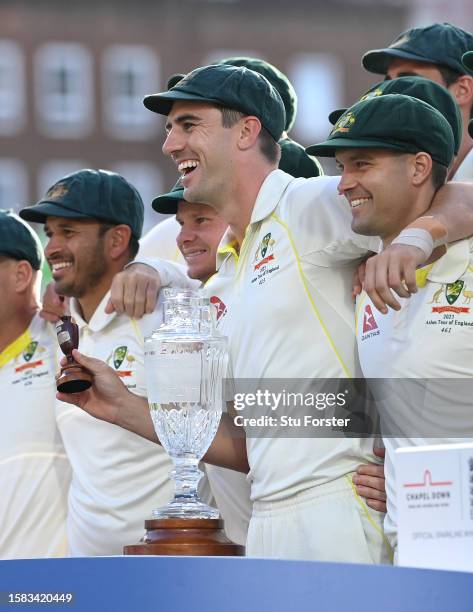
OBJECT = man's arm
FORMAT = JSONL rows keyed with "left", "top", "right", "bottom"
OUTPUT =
{"left": 363, "top": 182, "right": 473, "bottom": 313}
{"left": 57, "top": 350, "right": 249, "bottom": 473}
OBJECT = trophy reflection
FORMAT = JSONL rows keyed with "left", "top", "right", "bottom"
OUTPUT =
{"left": 56, "top": 315, "right": 92, "bottom": 393}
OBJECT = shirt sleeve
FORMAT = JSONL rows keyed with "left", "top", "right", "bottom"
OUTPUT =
{"left": 280, "top": 176, "right": 380, "bottom": 266}
{"left": 125, "top": 256, "right": 200, "bottom": 290}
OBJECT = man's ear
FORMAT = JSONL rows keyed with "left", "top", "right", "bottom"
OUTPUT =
{"left": 411, "top": 152, "right": 433, "bottom": 187}
{"left": 237, "top": 116, "right": 262, "bottom": 151}
{"left": 13, "top": 260, "right": 34, "bottom": 293}
{"left": 448, "top": 75, "right": 473, "bottom": 111}
{"left": 107, "top": 225, "right": 133, "bottom": 260}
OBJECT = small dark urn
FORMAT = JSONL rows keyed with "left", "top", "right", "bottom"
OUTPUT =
{"left": 56, "top": 315, "right": 92, "bottom": 393}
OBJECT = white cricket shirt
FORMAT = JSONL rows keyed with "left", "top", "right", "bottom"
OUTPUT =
{"left": 205, "top": 170, "right": 380, "bottom": 502}
{"left": 55, "top": 292, "right": 174, "bottom": 556}
{"left": 0, "top": 313, "right": 70, "bottom": 558}
{"left": 356, "top": 239, "right": 473, "bottom": 547}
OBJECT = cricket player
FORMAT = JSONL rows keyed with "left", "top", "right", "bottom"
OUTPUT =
{"left": 362, "top": 22, "right": 473, "bottom": 181}
{"left": 54, "top": 66, "right": 473, "bottom": 562}
{"left": 308, "top": 92, "right": 473, "bottom": 556}
{"left": 0, "top": 210, "right": 70, "bottom": 558}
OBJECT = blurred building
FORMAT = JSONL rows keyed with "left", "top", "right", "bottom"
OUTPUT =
{"left": 0, "top": 0, "right": 433, "bottom": 232}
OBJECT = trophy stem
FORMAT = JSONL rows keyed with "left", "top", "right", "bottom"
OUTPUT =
{"left": 152, "top": 456, "right": 219, "bottom": 519}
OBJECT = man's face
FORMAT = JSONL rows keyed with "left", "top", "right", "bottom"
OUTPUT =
{"left": 176, "top": 200, "right": 228, "bottom": 283}
{"left": 162, "top": 101, "right": 240, "bottom": 207}
{"left": 336, "top": 148, "right": 414, "bottom": 241}
{"left": 44, "top": 217, "right": 109, "bottom": 298}
{"left": 386, "top": 58, "right": 447, "bottom": 87}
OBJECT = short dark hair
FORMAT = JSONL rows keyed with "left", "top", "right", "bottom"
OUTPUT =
{"left": 218, "top": 106, "right": 280, "bottom": 164}
{"left": 431, "top": 160, "right": 449, "bottom": 191}
{"left": 98, "top": 222, "right": 139, "bottom": 261}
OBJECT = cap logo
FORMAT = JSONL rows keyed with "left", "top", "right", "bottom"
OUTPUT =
{"left": 46, "top": 183, "right": 69, "bottom": 200}
{"left": 360, "top": 88, "right": 383, "bottom": 102}
{"left": 390, "top": 33, "right": 411, "bottom": 49}
{"left": 331, "top": 111, "right": 355, "bottom": 135}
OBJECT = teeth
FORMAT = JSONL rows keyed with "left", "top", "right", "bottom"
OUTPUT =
{"left": 178, "top": 160, "right": 199, "bottom": 174}
{"left": 350, "top": 198, "right": 371, "bottom": 208}
{"left": 184, "top": 250, "right": 206, "bottom": 259}
{"left": 51, "top": 262, "right": 72, "bottom": 271}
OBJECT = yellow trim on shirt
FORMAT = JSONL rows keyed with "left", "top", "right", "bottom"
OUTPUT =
{"left": 415, "top": 264, "right": 434, "bottom": 289}
{"left": 271, "top": 213, "right": 353, "bottom": 378}
{"left": 345, "top": 474, "right": 394, "bottom": 562}
{"left": 130, "top": 319, "right": 144, "bottom": 346}
{"left": 0, "top": 328, "right": 32, "bottom": 368}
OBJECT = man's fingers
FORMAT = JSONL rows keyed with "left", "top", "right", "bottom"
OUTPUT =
{"left": 387, "top": 262, "right": 410, "bottom": 299}
{"left": 365, "top": 499, "right": 387, "bottom": 513}
{"left": 354, "top": 483, "right": 386, "bottom": 501}
{"left": 123, "top": 278, "right": 146, "bottom": 318}
{"left": 71, "top": 349, "right": 107, "bottom": 374}
{"left": 402, "top": 258, "right": 418, "bottom": 294}
{"left": 109, "top": 276, "right": 125, "bottom": 315}
{"left": 145, "top": 281, "right": 159, "bottom": 314}
{"left": 104, "top": 298, "right": 116, "bottom": 315}
{"left": 373, "top": 445, "right": 385, "bottom": 459}
{"left": 356, "top": 463, "right": 384, "bottom": 478}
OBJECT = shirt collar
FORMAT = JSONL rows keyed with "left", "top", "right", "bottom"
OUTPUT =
{"left": 70, "top": 291, "right": 117, "bottom": 333}
{"left": 426, "top": 239, "right": 471, "bottom": 284}
{"left": 249, "top": 169, "right": 294, "bottom": 224}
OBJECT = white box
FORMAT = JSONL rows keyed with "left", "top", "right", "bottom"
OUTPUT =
{"left": 396, "top": 442, "right": 473, "bottom": 572}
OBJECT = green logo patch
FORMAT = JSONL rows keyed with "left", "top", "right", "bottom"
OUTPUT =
{"left": 113, "top": 346, "right": 128, "bottom": 369}
{"left": 23, "top": 341, "right": 38, "bottom": 362}
{"left": 445, "top": 280, "right": 464, "bottom": 305}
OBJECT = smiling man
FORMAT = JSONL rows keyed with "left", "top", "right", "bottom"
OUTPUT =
{"left": 53, "top": 65, "right": 473, "bottom": 564}
{"left": 308, "top": 93, "right": 473, "bottom": 559}
{"left": 19, "top": 169, "right": 193, "bottom": 556}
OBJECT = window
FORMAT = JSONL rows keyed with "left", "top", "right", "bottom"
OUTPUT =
{"left": 34, "top": 43, "right": 93, "bottom": 138}
{"left": 37, "top": 161, "right": 87, "bottom": 199}
{"left": 0, "top": 160, "right": 28, "bottom": 213}
{"left": 289, "top": 53, "right": 344, "bottom": 143}
{"left": 0, "top": 41, "right": 25, "bottom": 135}
{"left": 102, "top": 45, "right": 160, "bottom": 140}
{"left": 110, "top": 162, "right": 164, "bottom": 235}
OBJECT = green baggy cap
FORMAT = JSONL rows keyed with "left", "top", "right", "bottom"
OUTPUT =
{"left": 152, "top": 136, "right": 322, "bottom": 215}
{"left": 143, "top": 64, "right": 286, "bottom": 142}
{"left": 0, "top": 209, "right": 44, "bottom": 270}
{"left": 220, "top": 57, "right": 297, "bottom": 132}
{"left": 306, "top": 94, "right": 455, "bottom": 168}
{"left": 462, "top": 51, "right": 473, "bottom": 72}
{"left": 20, "top": 169, "right": 144, "bottom": 239}
{"left": 328, "top": 76, "right": 462, "bottom": 155}
{"left": 362, "top": 23, "right": 473, "bottom": 75}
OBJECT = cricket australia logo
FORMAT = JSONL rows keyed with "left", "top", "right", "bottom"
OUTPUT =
{"left": 430, "top": 280, "right": 470, "bottom": 314}
{"left": 331, "top": 111, "right": 355, "bottom": 135}
{"left": 23, "top": 341, "right": 38, "bottom": 362}
{"left": 106, "top": 346, "right": 136, "bottom": 379}
{"left": 253, "top": 232, "right": 276, "bottom": 271}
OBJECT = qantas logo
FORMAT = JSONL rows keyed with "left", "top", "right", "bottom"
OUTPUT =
{"left": 210, "top": 296, "right": 227, "bottom": 321}
{"left": 363, "top": 305, "right": 378, "bottom": 333}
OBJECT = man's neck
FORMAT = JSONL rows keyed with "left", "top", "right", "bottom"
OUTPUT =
{"left": 0, "top": 305, "right": 37, "bottom": 354}
{"left": 221, "top": 166, "right": 275, "bottom": 246}
{"left": 381, "top": 193, "right": 434, "bottom": 249}
{"left": 74, "top": 274, "right": 116, "bottom": 323}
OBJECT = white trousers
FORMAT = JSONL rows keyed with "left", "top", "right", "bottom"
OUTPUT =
{"left": 246, "top": 474, "right": 393, "bottom": 564}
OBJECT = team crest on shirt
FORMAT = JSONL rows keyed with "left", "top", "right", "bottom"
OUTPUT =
{"left": 210, "top": 295, "right": 227, "bottom": 322}
{"left": 106, "top": 346, "right": 136, "bottom": 381}
{"left": 425, "top": 279, "right": 473, "bottom": 332}
{"left": 23, "top": 341, "right": 38, "bottom": 362}
{"left": 360, "top": 305, "right": 380, "bottom": 341}
{"left": 251, "top": 232, "right": 280, "bottom": 286}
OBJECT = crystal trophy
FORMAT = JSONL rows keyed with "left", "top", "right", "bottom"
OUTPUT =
{"left": 144, "top": 289, "right": 228, "bottom": 519}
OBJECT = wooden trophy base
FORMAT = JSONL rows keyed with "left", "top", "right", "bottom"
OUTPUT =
{"left": 123, "top": 518, "right": 245, "bottom": 556}
{"left": 56, "top": 363, "right": 92, "bottom": 394}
